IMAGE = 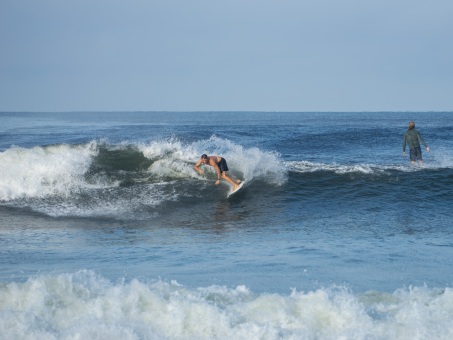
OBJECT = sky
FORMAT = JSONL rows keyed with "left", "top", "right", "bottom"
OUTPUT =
{"left": 1, "top": 0, "right": 452, "bottom": 112}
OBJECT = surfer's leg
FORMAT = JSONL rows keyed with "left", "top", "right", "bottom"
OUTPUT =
{"left": 231, "top": 176, "right": 241, "bottom": 184}
{"left": 218, "top": 159, "right": 240, "bottom": 188}
{"left": 225, "top": 172, "right": 241, "bottom": 185}
{"left": 222, "top": 172, "right": 239, "bottom": 190}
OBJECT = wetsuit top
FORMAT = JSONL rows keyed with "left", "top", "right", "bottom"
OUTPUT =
{"left": 403, "top": 129, "right": 427, "bottom": 152}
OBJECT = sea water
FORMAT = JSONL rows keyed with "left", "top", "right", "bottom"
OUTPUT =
{"left": 1, "top": 112, "right": 453, "bottom": 339}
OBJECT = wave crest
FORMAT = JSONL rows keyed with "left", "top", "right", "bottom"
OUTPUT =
{"left": 0, "top": 141, "right": 99, "bottom": 201}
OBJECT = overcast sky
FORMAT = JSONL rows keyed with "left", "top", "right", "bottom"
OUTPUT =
{"left": 1, "top": 0, "right": 452, "bottom": 112}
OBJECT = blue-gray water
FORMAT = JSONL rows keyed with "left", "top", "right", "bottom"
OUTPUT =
{"left": 1, "top": 112, "right": 453, "bottom": 339}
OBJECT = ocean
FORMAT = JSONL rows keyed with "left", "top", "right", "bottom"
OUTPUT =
{"left": 1, "top": 111, "right": 452, "bottom": 339}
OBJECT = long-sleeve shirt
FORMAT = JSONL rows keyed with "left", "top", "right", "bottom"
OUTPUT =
{"left": 402, "top": 129, "right": 428, "bottom": 152}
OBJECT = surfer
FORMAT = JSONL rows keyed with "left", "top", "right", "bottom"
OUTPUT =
{"left": 402, "top": 121, "right": 430, "bottom": 165}
{"left": 194, "top": 154, "right": 241, "bottom": 191}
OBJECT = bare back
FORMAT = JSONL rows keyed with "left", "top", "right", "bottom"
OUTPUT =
{"left": 206, "top": 156, "right": 222, "bottom": 166}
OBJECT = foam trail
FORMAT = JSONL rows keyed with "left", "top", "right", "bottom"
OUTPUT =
{"left": 27, "top": 183, "right": 177, "bottom": 219}
{"left": 288, "top": 161, "right": 416, "bottom": 175}
{"left": 287, "top": 148, "right": 453, "bottom": 175}
{"left": 1, "top": 271, "right": 453, "bottom": 339}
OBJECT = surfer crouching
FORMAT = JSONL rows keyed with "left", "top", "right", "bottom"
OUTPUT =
{"left": 194, "top": 154, "right": 241, "bottom": 191}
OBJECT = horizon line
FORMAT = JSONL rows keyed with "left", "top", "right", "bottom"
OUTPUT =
{"left": 2, "top": 110, "right": 452, "bottom": 114}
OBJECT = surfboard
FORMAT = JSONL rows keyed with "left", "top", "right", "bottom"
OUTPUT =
{"left": 227, "top": 181, "right": 245, "bottom": 198}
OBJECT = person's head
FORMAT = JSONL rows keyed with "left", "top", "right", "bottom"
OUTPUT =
{"left": 408, "top": 121, "right": 415, "bottom": 130}
{"left": 201, "top": 154, "right": 208, "bottom": 163}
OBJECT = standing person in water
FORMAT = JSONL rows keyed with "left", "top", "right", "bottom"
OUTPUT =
{"left": 194, "top": 154, "right": 241, "bottom": 191}
{"left": 402, "top": 121, "right": 430, "bottom": 165}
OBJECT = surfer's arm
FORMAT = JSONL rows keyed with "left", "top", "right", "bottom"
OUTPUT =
{"left": 402, "top": 134, "right": 407, "bottom": 154}
{"left": 417, "top": 131, "right": 429, "bottom": 148}
{"left": 211, "top": 163, "right": 221, "bottom": 185}
{"left": 193, "top": 160, "right": 204, "bottom": 175}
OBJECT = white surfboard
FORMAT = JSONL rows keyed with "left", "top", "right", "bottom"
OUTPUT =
{"left": 227, "top": 181, "right": 245, "bottom": 198}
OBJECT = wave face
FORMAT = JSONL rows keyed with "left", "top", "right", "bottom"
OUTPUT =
{"left": 1, "top": 271, "right": 453, "bottom": 340}
{"left": 0, "top": 136, "right": 286, "bottom": 219}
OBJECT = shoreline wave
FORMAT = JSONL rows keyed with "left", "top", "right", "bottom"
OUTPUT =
{"left": 1, "top": 270, "right": 452, "bottom": 339}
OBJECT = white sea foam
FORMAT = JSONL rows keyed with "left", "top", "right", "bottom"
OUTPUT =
{"left": 1, "top": 271, "right": 452, "bottom": 339}
{"left": 139, "top": 138, "right": 201, "bottom": 180}
{"left": 0, "top": 142, "right": 99, "bottom": 201}
{"left": 140, "top": 135, "right": 287, "bottom": 185}
{"left": 191, "top": 135, "right": 287, "bottom": 185}
{"left": 288, "top": 147, "right": 453, "bottom": 175}
{"left": 26, "top": 183, "right": 178, "bottom": 219}
{"left": 430, "top": 147, "right": 453, "bottom": 169}
{"left": 288, "top": 161, "right": 423, "bottom": 175}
